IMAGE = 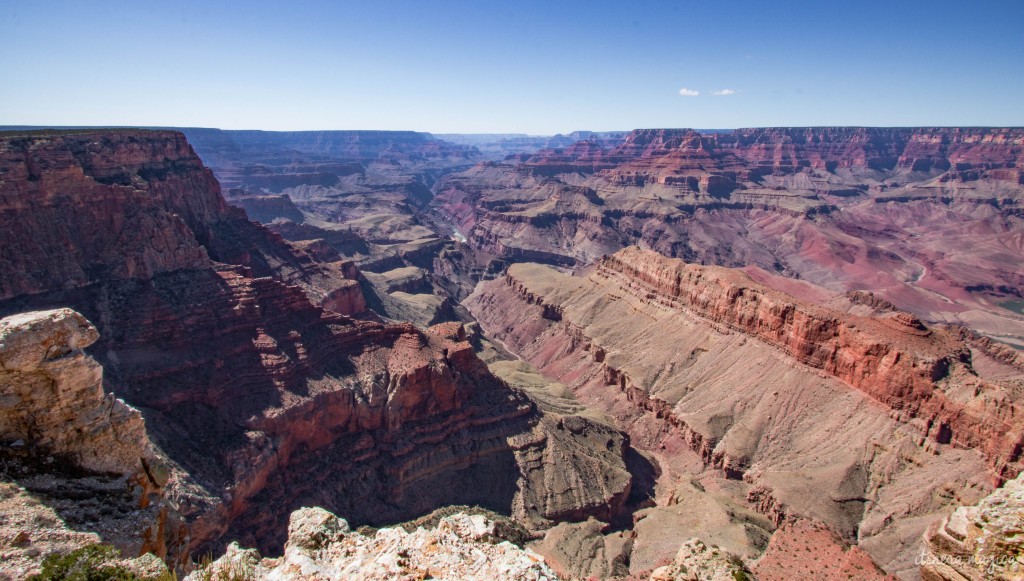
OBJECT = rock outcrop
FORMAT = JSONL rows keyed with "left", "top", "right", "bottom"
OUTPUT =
{"left": 0, "top": 309, "right": 147, "bottom": 476}
{"left": 466, "top": 247, "right": 1021, "bottom": 576}
{"left": 647, "top": 539, "right": 751, "bottom": 581}
{"left": 920, "top": 472, "right": 1024, "bottom": 580}
{"left": 185, "top": 507, "right": 557, "bottom": 581}
{"left": 0, "top": 308, "right": 185, "bottom": 577}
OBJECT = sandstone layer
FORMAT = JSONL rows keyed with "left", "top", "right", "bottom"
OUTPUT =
{"left": 465, "top": 247, "right": 1023, "bottom": 576}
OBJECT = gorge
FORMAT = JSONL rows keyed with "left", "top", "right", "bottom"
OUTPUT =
{"left": 1, "top": 126, "right": 1022, "bottom": 580}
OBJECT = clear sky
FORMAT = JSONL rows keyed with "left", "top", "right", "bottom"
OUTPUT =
{"left": 2, "top": 0, "right": 1022, "bottom": 134}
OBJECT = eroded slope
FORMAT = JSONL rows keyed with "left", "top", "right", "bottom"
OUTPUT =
{"left": 466, "top": 247, "right": 1024, "bottom": 575}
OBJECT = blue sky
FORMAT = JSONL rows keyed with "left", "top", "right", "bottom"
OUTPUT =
{"left": 2, "top": 0, "right": 1022, "bottom": 133}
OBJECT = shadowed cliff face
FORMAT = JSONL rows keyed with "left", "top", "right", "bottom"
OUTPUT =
{"left": 435, "top": 127, "right": 1024, "bottom": 347}
{"left": 465, "top": 247, "right": 1024, "bottom": 576}
{"left": 0, "top": 130, "right": 636, "bottom": 556}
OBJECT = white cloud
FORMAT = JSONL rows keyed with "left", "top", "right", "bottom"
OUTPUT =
{"left": 711, "top": 89, "right": 737, "bottom": 96}
{"left": 678, "top": 87, "right": 700, "bottom": 97}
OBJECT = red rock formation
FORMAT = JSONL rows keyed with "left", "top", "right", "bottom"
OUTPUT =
{"left": 465, "top": 248, "right": 1018, "bottom": 575}
{"left": 0, "top": 131, "right": 213, "bottom": 298}
{"left": 599, "top": 247, "right": 1023, "bottom": 481}
{"left": 0, "top": 130, "right": 633, "bottom": 557}
{"left": 433, "top": 127, "right": 1024, "bottom": 345}
{"left": 513, "top": 127, "right": 1023, "bottom": 181}
{"left": 0, "top": 129, "right": 364, "bottom": 313}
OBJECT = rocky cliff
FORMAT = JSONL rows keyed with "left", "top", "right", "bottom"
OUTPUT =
{"left": 0, "top": 130, "right": 636, "bottom": 561}
{"left": 599, "top": 247, "right": 1023, "bottom": 481}
{"left": 466, "top": 247, "right": 1023, "bottom": 576}
{"left": 0, "top": 308, "right": 185, "bottom": 577}
{"left": 185, "top": 506, "right": 558, "bottom": 581}
{"left": 0, "top": 129, "right": 365, "bottom": 314}
{"left": 435, "top": 127, "right": 1024, "bottom": 347}
{"left": 1, "top": 309, "right": 149, "bottom": 476}
{"left": 921, "top": 471, "right": 1024, "bottom": 580}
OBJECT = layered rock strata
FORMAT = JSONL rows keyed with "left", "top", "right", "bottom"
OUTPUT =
{"left": 597, "top": 247, "right": 1024, "bottom": 480}
{"left": 466, "top": 247, "right": 1021, "bottom": 575}
{"left": 0, "top": 130, "right": 634, "bottom": 559}
{"left": 436, "top": 127, "right": 1024, "bottom": 344}
{"left": 0, "top": 129, "right": 365, "bottom": 315}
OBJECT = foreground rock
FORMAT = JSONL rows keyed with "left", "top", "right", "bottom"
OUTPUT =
{"left": 648, "top": 539, "right": 751, "bottom": 581}
{"left": 0, "top": 309, "right": 183, "bottom": 578}
{"left": 186, "top": 507, "right": 557, "bottom": 581}
{"left": 921, "top": 472, "right": 1024, "bottom": 580}
{"left": 0, "top": 309, "right": 145, "bottom": 476}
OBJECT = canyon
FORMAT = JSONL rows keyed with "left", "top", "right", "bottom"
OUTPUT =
{"left": 434, "top": 127, "right": 1024, "bottom": 349}
{"left": 466, "top": 247, "right": 1023, "bottom": 576}
{"left": 0, "top": 130, "right": 642, "bottom": 577}
{"left": 1, "top": 126, "right": 1022, "bottom": 580}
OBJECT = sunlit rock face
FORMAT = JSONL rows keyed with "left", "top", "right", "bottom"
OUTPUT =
{"left": 0, "top": 307, "right": 187, "bottom": 576}
{"left": 437, "top": 126, "right": 1024, "bottom": 345}
{"left": 466, "top": 247, "right": 1024, "bottom": 576}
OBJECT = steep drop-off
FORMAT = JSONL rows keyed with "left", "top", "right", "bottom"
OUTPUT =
{"left": 0, "top": 130, "right": 636, "bottom": 559}
{"left": 466, "top": 247, "right": 1024, "bottom": 576}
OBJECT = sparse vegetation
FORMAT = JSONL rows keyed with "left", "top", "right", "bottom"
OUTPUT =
{"left": 191, "top": 550, "right": 256, "bottom": 581}
{"left": 29, "top": 544, "right": 138, "bottom": 581}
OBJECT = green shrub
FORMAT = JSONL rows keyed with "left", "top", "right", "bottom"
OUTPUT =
{"left": 29, "top": 544, "right": 138, "bottom": 581}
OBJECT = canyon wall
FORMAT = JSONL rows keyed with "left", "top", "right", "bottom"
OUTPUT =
{"left": 436, "top": 127, "right": 1024, "bottom": 346}
{"left": 0, "top": 130, "right": 634, "bottom": 558}
{"left": 465, "top": 247, "right": 1023, "bottom": 575}
{"left": 176, "top": 127, "right": 472, "bottom": 195}
{"left": 599, "top": 247, "right": 1024, "bottom": 480}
